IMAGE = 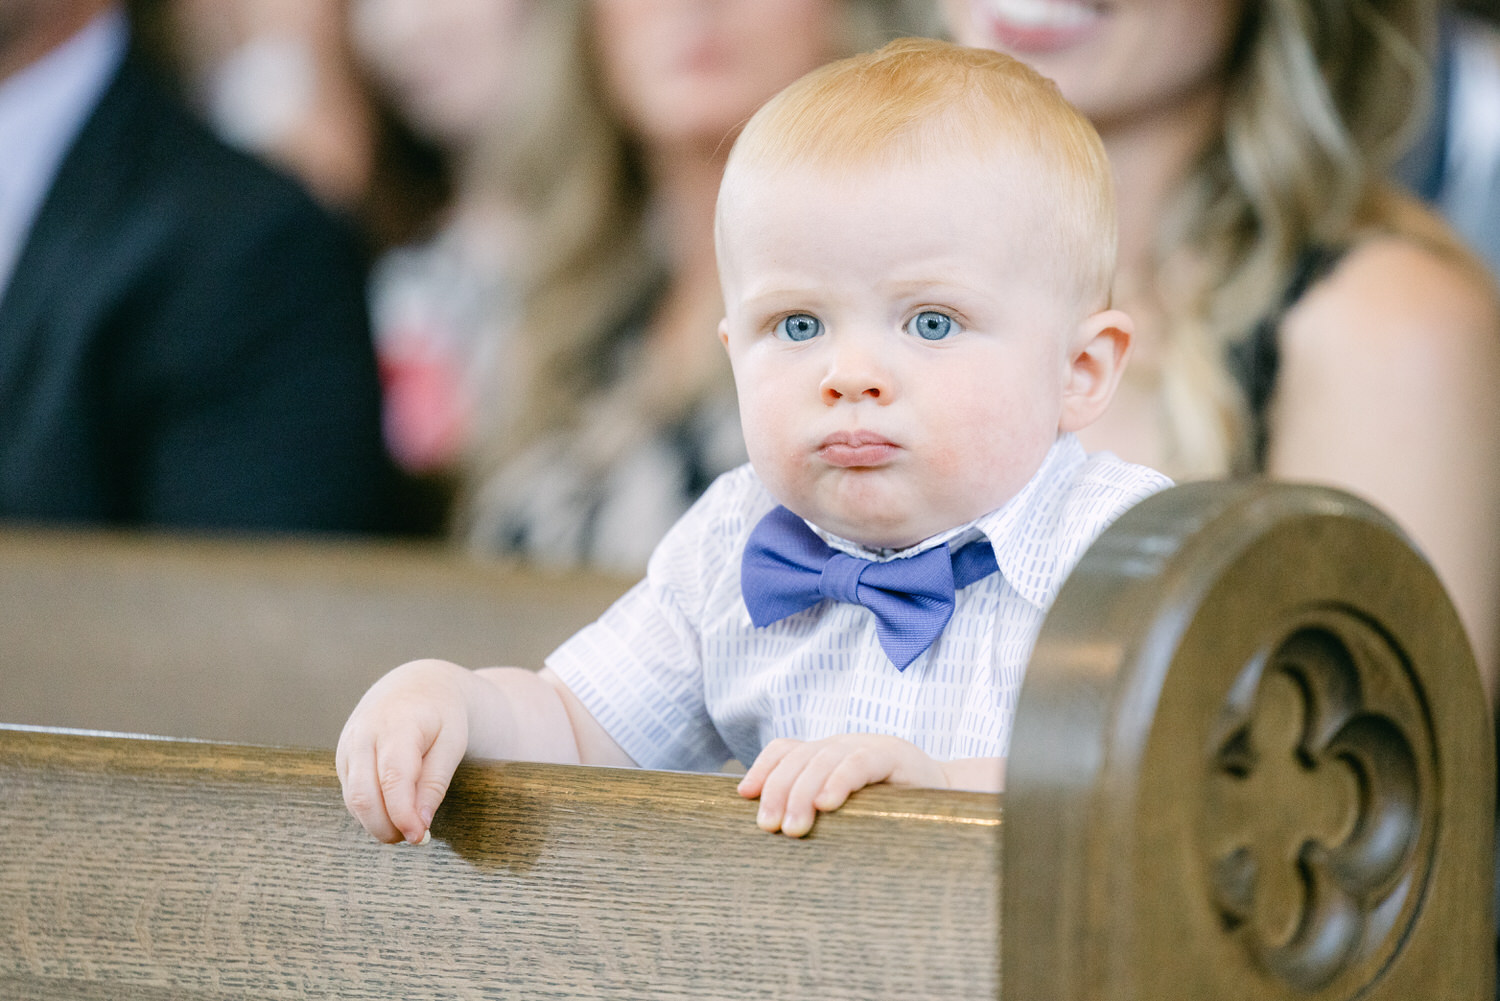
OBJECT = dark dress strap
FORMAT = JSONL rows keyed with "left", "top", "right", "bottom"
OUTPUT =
{"left": 1226, "top": 244, "right": 1349, "bottom": 472}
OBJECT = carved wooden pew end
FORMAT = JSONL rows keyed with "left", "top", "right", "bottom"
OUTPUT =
{"left": 1009, "top": 482, "right": 1496, "bottom": 999}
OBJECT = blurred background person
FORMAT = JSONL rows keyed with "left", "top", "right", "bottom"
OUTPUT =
{"left": 141, "top": 0, "right": 935, "bottom": 561}
{"left": 945, "top": 0, "right": 1500, "bottom": 695}
{"left": 139, "top": 0, "right": 450, "bottom": 262}
{"left": 455, "top": 0, "right": 844, "bottom": 573}
{"left": 0, "top": 0, "right": 407, "bottom": 534}
{"left": 355, "top": 0, "right": 935, "bottom": 573}
{"left": 146, "top": 0, "right": 376, "bottom": 211}
{"left": 348, "top": 0, "right": 536, "bottom": 500}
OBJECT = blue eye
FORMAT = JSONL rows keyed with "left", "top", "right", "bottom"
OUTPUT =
{"left": 907, "top": 311, "right": 957, "bottom": 341}
{"left": 774, "top": 313, "right": 823, "bottom": 342}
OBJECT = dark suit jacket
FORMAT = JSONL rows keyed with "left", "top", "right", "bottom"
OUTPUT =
{"left": 0, "top": 50, "right": 409, "bottom": 534}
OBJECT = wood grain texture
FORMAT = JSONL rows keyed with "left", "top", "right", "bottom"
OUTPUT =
{"left": 0, "top": 726, "right": 1000, "bottom": 1000}
{"left": 1007, "top": 480, "right": 1497, "bottom": 1001}
{"left": 0, "top": 526, "right": 632, "bottom": 746}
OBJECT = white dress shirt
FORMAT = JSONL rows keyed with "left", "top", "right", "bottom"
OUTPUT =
{"left": 0, "top": 7, "right": 126, "bottom": 301}
{"left": 547, "top": 433, "right": 1172, "bottom": 772}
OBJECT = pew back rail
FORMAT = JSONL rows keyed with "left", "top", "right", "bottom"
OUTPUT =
{"left": 1, "top": 733, "right": 1000, "bottom": 1000}
{"left": 0, "top": 528, "right": 633, "bottom": 747}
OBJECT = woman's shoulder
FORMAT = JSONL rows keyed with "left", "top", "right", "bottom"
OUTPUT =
{"left": 1283, "top": 193, "right": 1500, "bottom": 364}
{"left": 1268, "top": 190, "right": 1500, "bottom": 489}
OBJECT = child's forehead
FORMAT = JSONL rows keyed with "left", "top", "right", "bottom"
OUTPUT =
{"left": 718, "top": 153, "right": 1053, "bottom": 256}
{"left": 723, "top": 142, "right": 1035, "bottom": 209}
{"left": 719, "top": 170, "right": 1070, "bottom": 302}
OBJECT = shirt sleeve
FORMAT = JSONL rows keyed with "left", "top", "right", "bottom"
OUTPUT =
{"left": 545, "top": 472, "right": 745, "bottom": 772}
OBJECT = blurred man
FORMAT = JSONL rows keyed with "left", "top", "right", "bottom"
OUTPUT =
{"left": 0, "top": 0, "right": 409, "bottom": 533}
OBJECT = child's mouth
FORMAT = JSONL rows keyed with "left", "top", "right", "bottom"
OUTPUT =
{"left": 819, "top": 432, "right": 898, "bottom": 467}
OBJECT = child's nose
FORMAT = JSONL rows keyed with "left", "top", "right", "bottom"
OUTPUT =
{"left": 820, "top": 339, "right": 894, "bottom": 404}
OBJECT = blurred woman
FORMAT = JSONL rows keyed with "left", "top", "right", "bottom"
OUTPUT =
{"left": 946, "top": 0, "right": 1500, "bottom": 693}
{"left": 351, "top": 0, "right": 534, "bottom": 479}
{"left": 449, "top": 0, "right": 930, "bottom": 573}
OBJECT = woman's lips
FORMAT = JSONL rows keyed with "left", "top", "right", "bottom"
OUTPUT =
{"left": 819, "top": 432, "right": 899, "bottom": 467}
{"left": 971, "top": 0, "right": 1104, "bottom": 53}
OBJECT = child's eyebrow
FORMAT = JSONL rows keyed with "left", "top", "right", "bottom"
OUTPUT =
{"left": 878, "top": 277, "right": 987, "bottom": 300}
{"left": 735, "top": 285, "right": 826, "bottom": 313}
{"left": 735, "top": 276, "right": 985, "bottom": 306}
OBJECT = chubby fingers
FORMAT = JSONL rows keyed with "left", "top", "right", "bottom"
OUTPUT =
{"left": 735, "top": 736, "right": 797, "bottom": 801}
{"left": 337, "top": 714, "right": 466, "bottom": 845}
{"left": 410, "top": 722, "right": 467, "bottom": 839}
{"left": 337, "top": 725, "right": 404, "bottom": 844}
{"left": 378, "top": 723, "right": 467, "bottom": 844}
{"left": 739, "top": 738, "right": 899, "bottom": 838}
{"left": 336, "top": 660, "right": 475, "bottom": 845}
{"left": 809, "top": 749, "right": 897, "bottom": 815}
{"left": 739, "top": 738, "right": 819, "bottom": 836}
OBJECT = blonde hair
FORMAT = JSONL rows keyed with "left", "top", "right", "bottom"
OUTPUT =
{"left": 458, "top": 0, "right": 651, "bottom": 444}
{"left": 1150, "top": 0, "right": 1447, "bottom": 477}
{"left": 457, "top": 0, "right": 930, "bottom": 544}
{"left": 720, "top": 37, "right": 1117, "bottom": 309}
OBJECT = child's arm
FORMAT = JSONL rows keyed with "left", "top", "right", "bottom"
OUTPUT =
{"left": 335, "top": 660, "right": 633, "bottom": 844}
{"left": 737, "top": 735, "right": 1005, "bottom": 838}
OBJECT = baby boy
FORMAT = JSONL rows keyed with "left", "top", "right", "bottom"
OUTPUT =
{"left": 337, "top": 37, "right": 1170, "bottom": 843}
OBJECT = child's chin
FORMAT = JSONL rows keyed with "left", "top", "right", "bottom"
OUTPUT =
{"left": 794, "top": 475, "right": 926, "bottom": 544}
{"left": 823, "top": 507, "right": 929, "bottom": 552}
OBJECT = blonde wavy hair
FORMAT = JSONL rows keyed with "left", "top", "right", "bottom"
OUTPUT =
{"left": 1149, "top": 0, "right": 1452, "bottom": 477}
{"left": 720, "top": 36, "right": 1116, "bottom": 311}
{"left": 456, "top": 0, "right": 938, "bottom": 539}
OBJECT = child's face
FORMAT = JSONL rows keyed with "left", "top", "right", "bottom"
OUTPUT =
{"left": 718, "top": 153, "right": 1101, "bottom": 550}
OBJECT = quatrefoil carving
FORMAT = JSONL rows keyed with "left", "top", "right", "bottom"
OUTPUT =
{"left": 1203, "top": 621, "right": 1432, "bottom": 993}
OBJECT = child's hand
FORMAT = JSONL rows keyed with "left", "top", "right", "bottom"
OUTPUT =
{"left": 336, "top": 659, "right": 473, "bottom": 845}
{"left": 736, "top": 734, "right": 947, "bottom": 837}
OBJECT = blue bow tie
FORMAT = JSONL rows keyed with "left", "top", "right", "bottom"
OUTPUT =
{"left": 741, "top": 505, "right": 1000, "bottom": 670}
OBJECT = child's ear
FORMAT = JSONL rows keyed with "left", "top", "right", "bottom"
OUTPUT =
{"left": 1059, "top": 308, "right": 1132, "bottom": 432}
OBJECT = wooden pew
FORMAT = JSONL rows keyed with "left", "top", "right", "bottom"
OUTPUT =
{"left": 1, "top": 736, "right": 999, "bottom": 1000}
{"left": 0, "top": 527, "right": 633, "bottom": 746}
{"left": 1, "top": 482, "right": 1493, "bottom": 999}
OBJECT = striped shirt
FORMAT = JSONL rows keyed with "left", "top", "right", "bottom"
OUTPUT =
{"left": 547, "top": 433, "right": 1170, "bottom": 772}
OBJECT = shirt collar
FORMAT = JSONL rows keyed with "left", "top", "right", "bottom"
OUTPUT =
{"left": 804, "top": 433, "right": 1088, "bottom": 609}
{"left": 0, "top": 7, "right": 127, "bottom": 296}
{"left": 973, "top": 433, "right": 1090, "bottom": 609}
{"left": 810, "top": 513, "right": 981, "bottom": 564}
